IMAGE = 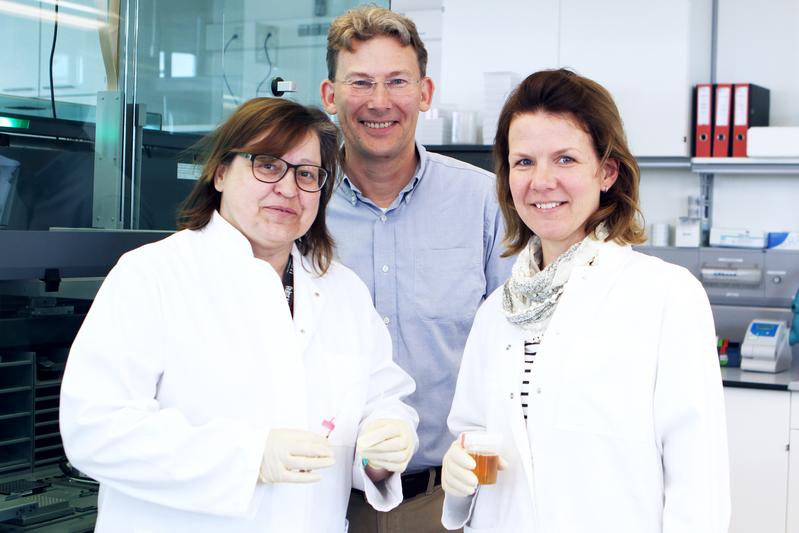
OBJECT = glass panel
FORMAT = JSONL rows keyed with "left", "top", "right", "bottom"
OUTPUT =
{"left": 133, "top": 0, "right": 389, "bottom": 230}
{"left": 0, "top": 0, "right": 389, "bottom": 232}
{"left": 0, "top": 0, "right": 124, "bottom": 230}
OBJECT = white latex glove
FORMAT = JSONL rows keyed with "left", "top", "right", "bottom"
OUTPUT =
{"left": 356, "top": 419, "right": 415, "bottom": 473}
{"left": 441, "top": 438, "right": 508, "bottom": 497}
{"left": 441, "top": 439, "right": 478, "bottom": 497}
{"left": 259, "top": 428, "right": 335, "bottom": 484}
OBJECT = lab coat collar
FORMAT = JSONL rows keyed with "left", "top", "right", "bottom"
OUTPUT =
{"left": 204, "top": 210, "right": 328, "bottom": 356}
{"left": 554, "top": 239, "right": 632, "bottom": 326}
{"left": 590, "top": 239, "right": 633, "bottom": 271}
{"left": 203, "top": 211, "right": 260, "bottom": 260}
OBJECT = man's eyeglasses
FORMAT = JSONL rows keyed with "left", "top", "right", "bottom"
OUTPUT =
{"left": 338, "top": 77, "right": 420, "bottom": 96}
{"left": 234, "top": 153, "right": 329, "bottom": 193}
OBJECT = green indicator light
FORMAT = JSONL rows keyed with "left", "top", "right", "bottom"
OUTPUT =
{"left": 0, "top": 116, "right": 31, "bottom": 129}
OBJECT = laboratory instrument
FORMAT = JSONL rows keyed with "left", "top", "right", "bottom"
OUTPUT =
{"left": 740, "top": 319, "right": 792, "bottom": 373}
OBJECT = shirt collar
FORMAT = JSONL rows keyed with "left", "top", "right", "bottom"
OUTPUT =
{"left": 339, "top": 141, "right": 427, "bottom": 209}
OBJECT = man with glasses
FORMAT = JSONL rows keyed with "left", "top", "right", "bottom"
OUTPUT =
{"left": 320, "top": 6, "right": 511, "bottom": 532}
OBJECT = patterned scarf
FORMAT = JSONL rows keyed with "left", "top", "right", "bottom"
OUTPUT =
{"left": 502, "top": 225, "right": 608, "bottom": 336}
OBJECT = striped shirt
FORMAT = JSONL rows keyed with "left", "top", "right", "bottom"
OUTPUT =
{"left": 521, "top": 340, "right": 539, "bottom": 421}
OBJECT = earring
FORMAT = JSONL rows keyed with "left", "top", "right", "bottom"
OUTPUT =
{"left": 602, "top": 186, "right": 609, "bottom": 193}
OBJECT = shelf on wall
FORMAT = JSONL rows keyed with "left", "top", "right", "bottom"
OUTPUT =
{"left": 636, "top": 156, "right": 691, "bottom": 170}
{"left": 425, "top": 145, "right": 693, "bottom": 171}
{"left": 691, "top": 157, "right": 799, "bottom": 174}
{"left": 427, "top": 147, "right": 799, "bottom": 175}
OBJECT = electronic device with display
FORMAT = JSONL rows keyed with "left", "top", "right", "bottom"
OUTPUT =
{"left": 740, "top": 319, "right": 792, "bottom": 373}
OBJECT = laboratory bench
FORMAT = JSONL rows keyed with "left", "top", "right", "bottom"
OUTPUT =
{"left": 721, "top": 358, "right": 799, "bottom": 391}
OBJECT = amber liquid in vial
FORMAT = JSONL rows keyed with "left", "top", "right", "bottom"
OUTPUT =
{"left": 469, "top": 451, "right": 498, "bottom": 485}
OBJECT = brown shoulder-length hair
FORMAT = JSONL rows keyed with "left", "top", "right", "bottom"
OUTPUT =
{"left": 177, "top": 97, "right": 340, "bottom": 274}
{"left": 326, "top": 5, "right": 428, "bottom": 80}
{"left": 494, "top": 68, "right": 646, "bottom": 257}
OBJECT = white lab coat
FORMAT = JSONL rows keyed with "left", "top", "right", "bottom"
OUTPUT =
{"left": 443, "top": 241, "right": 730, "bottom": 533}
{"left": 59, "top": 212, "right": 418, "bottom": 533}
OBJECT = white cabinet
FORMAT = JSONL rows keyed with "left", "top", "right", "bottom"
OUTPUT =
{"left": 558, "top": 0, "right": 712, "bottom": 157}
{"left": 725, "top": 387, "right": 791, "bottom": 533}
{"left": 440, "top": 0, "right": 712, "bottom": 156}
{"left": 0, "top": 15, "right": 40, "bottom": 97}
{"left": 789, "top": 429, "right": 799, "bottom": 533}
{"left": 439, "top": 0, "right": 560, "bottom": 118}
{"left": 789, "top": 393, "right": 799, "bottom": 533}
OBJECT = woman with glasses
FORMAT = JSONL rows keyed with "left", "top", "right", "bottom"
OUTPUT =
{"left": 59, "top": 97, "right": 418, "bottom": 532}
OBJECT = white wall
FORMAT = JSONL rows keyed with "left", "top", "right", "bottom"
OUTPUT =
{"left": 391, "top": 3, "right": 443, "bottom": 106}
{"left": 716, "top": 0, "right": 799, "bottom": 128}
{"left": 711, "top": 0, "right": 799, "bottom": 232}
{"left": 438, "top": 0, "right": 559, "bottom": 115}
{"left": 397, "top": 0, "right": 799, "bottom": 237}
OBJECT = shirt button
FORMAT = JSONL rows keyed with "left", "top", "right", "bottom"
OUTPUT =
{"left": 381, "top": 265, "right": 389, "bottom": 273}
{"left": 380, "top": 215, "right": 387, "bottom": 222}
{"left": 383, "top": 316, "right": 390, "bottom": 325}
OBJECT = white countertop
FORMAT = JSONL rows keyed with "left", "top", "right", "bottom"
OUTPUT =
{"left": 721, "top": 358, "right": 799, "bottom": 391}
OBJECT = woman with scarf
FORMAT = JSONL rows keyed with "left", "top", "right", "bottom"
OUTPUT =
{"left": 439, "top": 69, "right": 730, "bottom": 532}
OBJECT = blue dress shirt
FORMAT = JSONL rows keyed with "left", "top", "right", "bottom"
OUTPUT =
{"left": 327, "top": 143, "right": 513, "bottom": 472}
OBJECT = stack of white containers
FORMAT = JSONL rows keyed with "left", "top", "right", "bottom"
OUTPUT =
{"left": 415, "top": 108, "right": 451, "bottom": 145}
{"left": 482, "top": 72, "right": 521, "bottom": 145}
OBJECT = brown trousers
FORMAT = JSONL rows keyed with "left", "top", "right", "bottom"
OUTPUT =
{"left": 346, "top": 485, "right": 462, "bottom": 533}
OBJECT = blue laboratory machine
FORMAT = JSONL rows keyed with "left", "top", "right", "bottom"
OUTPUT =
{"left": 740, "top": 320, "right": 792, "bottom": 373}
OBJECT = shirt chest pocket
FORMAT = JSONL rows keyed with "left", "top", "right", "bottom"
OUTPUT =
{"left": 414, "top": 247, "right": 484, "bottom": 321}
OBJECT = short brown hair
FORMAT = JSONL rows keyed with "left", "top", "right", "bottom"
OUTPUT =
{"left": 494, "top": 69, "right": 646, "bottom": 257}
{"left": 177, "top": 97, "right": 340, "bottom": 273}
{"left": 326, "top": 5, "right": 428, "bottom": 80}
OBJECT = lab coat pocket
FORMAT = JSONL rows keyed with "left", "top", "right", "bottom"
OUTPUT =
{"left": 311, "top": 443, "right": 356, "bottom": 531}
{"left": 553, "top": 347, "right": 651, "bottom": 443}
{"left": 467, "top": 485, "right": 501, "bottom": 530}
{"left": 313, "top": 351, "right": 366, "bottom": 446}
{"left": 415, "top": 247, "right": 483, "bottom": 321}
{"left": 321, "top": 385, "right": 363, "bottom": 448}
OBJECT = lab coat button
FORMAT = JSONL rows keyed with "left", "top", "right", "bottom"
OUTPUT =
{"left": 383, "top": 316, "right": 390, "bottom": 325}
{"left": 380, "top": 215, "right": 387, "bottom": 222}
{"left": 314, "top": 292, "right": 320, "bottom": 297}
{"left": 536, "top": 387, "right": 542, "bottom": 394}
{"left": 510, "top": 393, "right": 515, "bottom": 399}
{"left": 300, "top": 329, "right": 306, "bottom": 334}
{"left": 381, "top": 265, "right": 389, "bottom": 273}
{"left": 506, "top": 344, "right": 511, "bottom": 351}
